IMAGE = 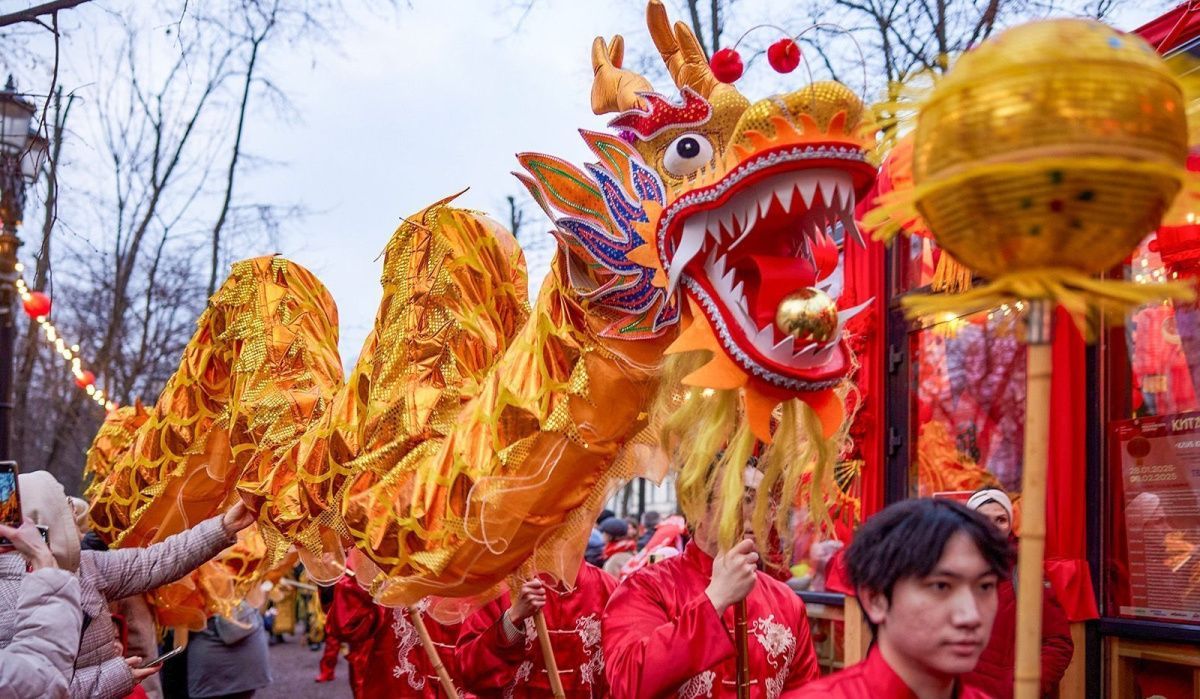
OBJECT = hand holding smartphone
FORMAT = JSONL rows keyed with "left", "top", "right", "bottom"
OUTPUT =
{"left": 138, "top": 645, "right": 184, "bottom": 669}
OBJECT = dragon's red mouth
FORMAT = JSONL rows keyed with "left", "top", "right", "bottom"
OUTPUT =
{"left": 658, "top": 143, "right": 874, "bottom": 391}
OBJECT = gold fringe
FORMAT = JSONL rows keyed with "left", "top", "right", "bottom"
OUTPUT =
{"left": 931, "top": 251, "right": 974, "bottom": 293}
{"left": 656, "top": 354, "right": 851, "bottom": 553}
{"left": 901, "top": 268, "right": 1197, "bottom": 340}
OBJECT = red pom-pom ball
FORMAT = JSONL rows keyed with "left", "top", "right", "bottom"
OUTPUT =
{"left": 22, "top": 291, "right": 51, "bottom": 318}
{"left": 710, "top": 48, "right": 744, "bottom": 83}
{"left": 75, "top": 370, "right": 95, "bottom": 389}
{"left": 768, "top": 38, "right": 802, "bottom": 73}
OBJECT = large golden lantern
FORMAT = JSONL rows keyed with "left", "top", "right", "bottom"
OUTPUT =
{"left": 916, "top": 20, "right": 1187, "bottom": 278}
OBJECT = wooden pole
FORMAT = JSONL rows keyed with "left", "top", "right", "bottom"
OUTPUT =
{"left": 534, "top": 608, "right": 566, "bottom": 699}
{"left": 1013, "top": 301, "right": 1054, "bottom": 699}
{"left": 734, "top": 599, "right": 750, "bottom": 699}
{"left": 408, "top": 606, "right": 460, "bottom": 698}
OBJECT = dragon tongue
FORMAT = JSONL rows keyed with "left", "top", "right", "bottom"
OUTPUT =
{"left": 731, "top": 254, "right": 819, "bottom": 328}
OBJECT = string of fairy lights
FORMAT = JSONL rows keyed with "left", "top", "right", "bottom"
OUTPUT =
{"left": 14, "top": 262, "right": 115, "bottom": 413}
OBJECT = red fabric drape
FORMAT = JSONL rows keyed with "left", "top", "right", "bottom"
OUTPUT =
{"left": 1045, "top": 307, "right": 1100, "bottom": 621}
{"left": 844, "top": 216, "right": 888, "bottom": 524}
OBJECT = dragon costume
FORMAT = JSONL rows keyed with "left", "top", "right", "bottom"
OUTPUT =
{"left": 84, "top": 1, "right": 877, "bottom": 626}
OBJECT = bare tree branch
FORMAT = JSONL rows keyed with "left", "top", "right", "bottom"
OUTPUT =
{"left": 208, "top": 0, "right": 278, "bottom": 296}
{"left": 0, "top": 0, "right": 91, "bottom": 29}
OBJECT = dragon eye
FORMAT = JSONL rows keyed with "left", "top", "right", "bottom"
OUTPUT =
{"left": 663, "top": 134, "right": 714, "bottom": 177}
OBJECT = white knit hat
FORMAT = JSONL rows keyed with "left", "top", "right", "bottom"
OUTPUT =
{"left": 965, "top": 488, "right": 1013, "bottom": 521}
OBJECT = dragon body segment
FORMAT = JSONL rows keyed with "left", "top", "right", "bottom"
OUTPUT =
{"left": 85, "top": 1, "right": 876, "bottom": 623}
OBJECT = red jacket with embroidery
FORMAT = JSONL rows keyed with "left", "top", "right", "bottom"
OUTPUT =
{"left": 601, "top": 542, "right": 820, "bottom": 698}
{"left": 356, "top": 605, "right": 467, "bottom": 699}
{"left": 455, "top": 563, "right": 616, "bottom": 698}
{"left": 789, "top": 647, "right": 992, "bottom": 698}
{"left": 965, "top": 574, "right": 1073, "bottom": 698}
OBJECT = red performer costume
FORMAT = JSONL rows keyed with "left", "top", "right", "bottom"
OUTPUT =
{"left": 793, "top": 647, "right": 991, "bottom": 699}
{"left": 456, "top": 563, "right": 616, "bottom": 697}
{"left": 602, "top": 540, "right": 820, "bottom": 698}
{"left": 358, "top": 605, "right": 466, "bottom": 699}
{"left": 318, "top": 575, "right": 377, "bottom": 691}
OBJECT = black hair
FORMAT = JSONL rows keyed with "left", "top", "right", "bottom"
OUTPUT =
{"left": 847, "top": 498, "right": 1011, "bottom": 606}
{"left": 81, "top": 530, "right": 109, "bottom": 551}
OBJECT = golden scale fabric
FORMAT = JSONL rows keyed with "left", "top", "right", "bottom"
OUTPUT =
{"left": 85, "top": 0, "right": 880, "bottom": 624}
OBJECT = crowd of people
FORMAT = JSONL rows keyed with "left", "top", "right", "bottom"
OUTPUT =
{"left": 0, "top": 466, "right": 1074, "bottom": 699}
{"left": 288, "top": 485, "right": 1074, "bottom": 698}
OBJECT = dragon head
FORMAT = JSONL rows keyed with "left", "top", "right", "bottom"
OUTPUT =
{"left": 518, "top": 0, "right": 876, "bottom": 442}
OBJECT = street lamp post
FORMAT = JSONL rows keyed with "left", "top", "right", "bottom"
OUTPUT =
{"left": 0, "top": 76, "right": 49, "bottom": 461}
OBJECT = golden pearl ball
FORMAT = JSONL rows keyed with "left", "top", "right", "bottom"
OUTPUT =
{"left": 775, "top": 288, "right": 838, "bottom": 343}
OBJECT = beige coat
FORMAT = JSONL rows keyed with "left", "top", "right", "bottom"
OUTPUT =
{"left": 0, "top": 471, "right": 236, "bottom": 699}
{"left": 0, "top": 567, "right": 82, "bottom": 699}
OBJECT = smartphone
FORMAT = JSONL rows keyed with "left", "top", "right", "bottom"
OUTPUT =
{"left": 139, "top": 645, "right": 185, "bottom": 669}
{"left": 0, "top": 461, "right": 20, "bottom": 550}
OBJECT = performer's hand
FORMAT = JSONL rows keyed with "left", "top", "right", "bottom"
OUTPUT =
{"left": 221, "top": 500, "right": 255, "bottom": 536}
{"left": 706, "top": 538, "right": 758, "bottom": 614}
{"left": 0, "top": 521, "right": 56, "bottom": 571}
{"left": 124, "top": 656, "right": 161, "bottom": 684}
{"left": 507, "top": 578, "right": 547, "bottom": 625}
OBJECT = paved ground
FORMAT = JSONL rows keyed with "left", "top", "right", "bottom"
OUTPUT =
{"left": 259, "top": 634, "right": 353, "bottom": 699}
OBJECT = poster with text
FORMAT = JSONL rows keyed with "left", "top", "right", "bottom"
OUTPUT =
{"left": 1113, "top": 412, "right": 1200, "bottom": 622}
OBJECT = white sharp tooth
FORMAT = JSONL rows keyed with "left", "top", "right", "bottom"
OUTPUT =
{"left": 756, "top": 324, "right": 776, "bottom": 347}
{"left": 702, "top": 214, "right": 716, "bottom": 241}
{"left": 797, "top": 177, "right": 818, "bottom": 209}
{"left": 721, "top": 208, "right": 738, "bottom": 237}
{"left": 728, "top": 212, "right": 757, "bottom": 250}
{"left": 665, "top": 219, "right": 707, "bottom": 296}
{"left": 841, "top": 211, "right": 864, "bottom": 247}
{"left": 758, "top": 187, "right": 776, "bottom": 217}
{"left": 710, "top": 251, "right": 726, "bottom": 279}
{"left": 734, "top": 207, "right": 749, "bottom": 235}
{"left": 838, "top": 299, "right": 872, "bottom": 325}
{"left": 731, "top": 281, "right": 745, "bottom": 300}
{"left": 813, "top": 343, "right": 838, "bottom": 362}
{"left": 819, "top": 180, "right": 838, "bottom": 208}
{"left": 793, "top": 343, "right": 818, "bottom": 359}
{"left": 777, "top": 180, "right": 797, "bottom": 212}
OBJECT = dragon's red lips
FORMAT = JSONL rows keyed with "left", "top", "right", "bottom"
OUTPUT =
{"left": 657, "top": 142, "right": 874, "bottom": 391}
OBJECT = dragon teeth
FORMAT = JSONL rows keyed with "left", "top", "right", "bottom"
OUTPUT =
{"left": 796, "top": 177, "right": 818, "bottom": 209}
{"left": 665, "top": 218, "right": 707, "bottom": 296}
{"left": 819, "top": 179, "right": 838, "bottom": 208}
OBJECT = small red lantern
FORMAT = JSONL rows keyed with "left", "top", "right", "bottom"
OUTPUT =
{"left": 710, "top": 48, "right": 744, "bottom": 83}
{"left": 22, "top": 292, "right": 51, "bottom": 318}
{"left": 75, "top": 370, "right": 95, "bottom": 389}
{"left": 767, "top": 38, "right": 802, "bottom": 73}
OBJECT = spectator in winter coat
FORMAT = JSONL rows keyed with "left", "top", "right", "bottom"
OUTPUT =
{"left": 965, "top": 488, "right": 1074, "bottom": 698}
{"left": 585, "top": 511, "right": 615, "bottom": 568}
{"left": 599, "top": 518, "right": 636, "bottom": 562}
{"left": 637, "top": 511, "right": 660, "bottom": 550}
{"left": 0, "top": 471, "right": 254, "bottom": 699}
{"left": 0, "top": 519, "right": 82, "bottom": 699}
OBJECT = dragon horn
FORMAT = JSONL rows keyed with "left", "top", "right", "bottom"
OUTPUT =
{"left": 590, "top": 34, "right": 653, "bottom": 115}
{"left": 646, "top": 0, "right": 720, "bottom": 99}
